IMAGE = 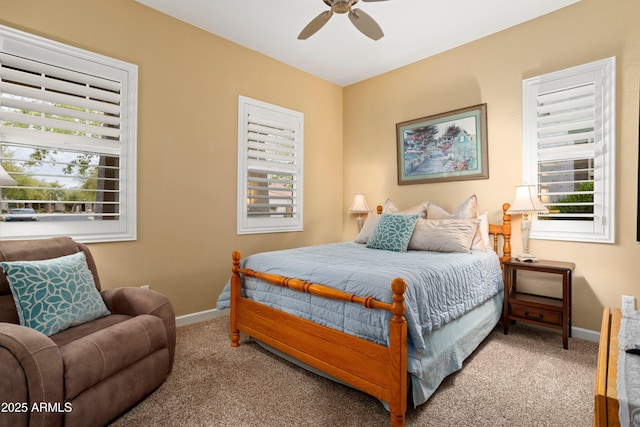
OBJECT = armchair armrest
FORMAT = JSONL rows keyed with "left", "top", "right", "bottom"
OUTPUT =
{"left": 101, "top": 287, "right": 176, "bottom": 371}
{"left": 0, "top": 323, "right": 64, "bottom": 427}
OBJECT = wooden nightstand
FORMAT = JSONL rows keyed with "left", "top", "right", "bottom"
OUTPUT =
{"left": 502, "top": 259, "right": 575, "bottom": 349}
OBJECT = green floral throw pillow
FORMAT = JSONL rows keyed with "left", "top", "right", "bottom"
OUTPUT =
{"left": 1, "top": 251, "right": 111, "bottom": 336}
{"left": 366, "top": 213, "right": 419, "bottom": 252}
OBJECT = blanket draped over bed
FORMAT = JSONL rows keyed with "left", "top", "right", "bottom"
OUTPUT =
{"left": 216, "top": 242, "right": 503, "bottom": 376}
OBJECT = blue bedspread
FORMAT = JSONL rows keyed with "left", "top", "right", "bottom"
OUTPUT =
{"left": 216, "top": 242, "right": 503, "bottom": 374}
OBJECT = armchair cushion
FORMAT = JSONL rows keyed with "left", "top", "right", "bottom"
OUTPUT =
{"left": 102, "top": 287, "right": 176, "bottom": 370}
{"left": 0, "top": 252, "right": 110, "bottom": 336}
{"left": 59, "top": 314, "right": 168, "bottom": 400}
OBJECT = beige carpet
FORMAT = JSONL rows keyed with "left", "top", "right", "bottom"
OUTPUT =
{"left": 110, "top": 315, "right": 598, "bottom": 426}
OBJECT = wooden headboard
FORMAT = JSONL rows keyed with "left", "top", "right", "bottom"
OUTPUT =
{"left": 374, "top": 202, "right": 512, "bottom": 266}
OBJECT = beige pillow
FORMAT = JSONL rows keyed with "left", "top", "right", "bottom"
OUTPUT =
{"left": 409, "top": 219, "right": 480, "bottom": 253}
{"left": 426, "top": 194, "right": 479, "bottom": 219}
{"left": 426, "top": 195, "right": 485, "bottom": 251}
{"left": 383, "top": 198, "right": 429, "bottom": 218}
{"left": 409, "top": 218, "right": 479, "bottom": 253}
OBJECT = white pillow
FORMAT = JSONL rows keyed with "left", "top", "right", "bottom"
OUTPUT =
{"left": 408, "top": 219, "right": 480, "bottom": 253}
{"left": 354, "top": 212, "right": 381, "bottom": 244}
{"left": 382, "top": 198, "right": 401, "bottom": 213}
{"left": 478, "top": 212, "right": 492, "bottom": 250}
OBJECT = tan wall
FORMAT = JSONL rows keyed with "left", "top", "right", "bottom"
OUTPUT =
{"left": 0, "top": 0, "right": 344, "bottom": 316}
{"left": 343, "top": 0, "right": 640, "bottom": 331}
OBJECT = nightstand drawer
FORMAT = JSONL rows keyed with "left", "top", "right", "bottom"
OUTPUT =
{"left": 509, "top": 302, "right": 562, "bottom": 325}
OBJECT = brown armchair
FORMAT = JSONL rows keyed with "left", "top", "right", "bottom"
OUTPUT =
{"left": 0, "top": 237, "right": 176, "bottom": 427}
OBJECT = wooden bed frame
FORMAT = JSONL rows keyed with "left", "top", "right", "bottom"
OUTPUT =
{"left": 229, "top": 203, "right": 511, "bottom": 427}
{"left": 594, "top": 307, "right": 621, "bottom": 427}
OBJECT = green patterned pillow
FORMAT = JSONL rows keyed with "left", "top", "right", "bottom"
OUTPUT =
{"left": 366, "top": 213, "right": 419, "bottom": 252}
{"left": 1, "top": 252, "right": 111, "bottom": 336}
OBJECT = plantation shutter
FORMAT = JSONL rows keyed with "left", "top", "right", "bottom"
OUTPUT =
{"left": 0, "top": 52, "right": 122, "bottom": 155}
{"left": 237, "top": 96, "right": 303, "bottom": 234}
{"left": 522, "top": 57, "right": 615, "bottom": 243}
{"left": 535, "top": 83, "right": 596, "bottom": 221}
{"left": 0, "top": 24, "right": 137, "bottom": 243}
{"left": 0, "top": 51, "right": 122, "bottom": 221}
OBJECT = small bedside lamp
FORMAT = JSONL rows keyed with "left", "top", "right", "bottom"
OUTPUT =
{"left": 349, "top": 193, "right": 370, "bottom": 231}
{"left": 507, "top": 185, "right": 549, "bottom": 262}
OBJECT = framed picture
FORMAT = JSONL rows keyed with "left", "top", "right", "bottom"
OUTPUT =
{"left": 396, "top": 104, "right": 488, "bottom": 185}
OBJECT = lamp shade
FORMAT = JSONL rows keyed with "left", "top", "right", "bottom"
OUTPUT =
{"left": 348, "top": 193, "right": 370, "bottom": 213}
{"left": 507, "top": 185, "right": 549, "bottom": 214}
{"left": 0, "top": 164, "right": 17, "bottom": 186}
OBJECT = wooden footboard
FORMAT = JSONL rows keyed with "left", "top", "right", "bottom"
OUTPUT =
{"left": 230, "top": 251, "right": 408, "bottom": 427}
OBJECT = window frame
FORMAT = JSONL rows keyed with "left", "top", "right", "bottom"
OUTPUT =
{"left": 0, "top": 24, "right": 137, "bottom": 243}
{"left": 522, "top": 57, "right": 616, "bottom": 243}
{"left": 237, "top": 95, "right": 304, "bottom": 235}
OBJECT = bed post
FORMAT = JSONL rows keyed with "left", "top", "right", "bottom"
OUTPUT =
{"left": 502, "top": 203, "right": 511, "bottom": 263}
{"left": 230, "top": 251, "right": 242, "bottom": 347}
{"left": 389, "top": 277, "right": 408, "bottom": 427}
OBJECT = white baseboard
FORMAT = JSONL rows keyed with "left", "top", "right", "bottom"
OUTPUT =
{"left": 514, "top": 322, "right": 599, "bottom": 343}
{"left": 572, "top": 325, "right": 599, "bottom": 343}
{"left": 175, "top": 308, "right": 228, "bottom": 327}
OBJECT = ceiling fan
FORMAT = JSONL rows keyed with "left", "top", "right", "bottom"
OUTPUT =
{"left": 298, "top": 0, "right": 390, "bottom": 41}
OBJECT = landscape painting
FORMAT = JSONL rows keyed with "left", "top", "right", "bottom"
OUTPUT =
{"left": 396, "top": 104, "right": 488, "bottom": 185}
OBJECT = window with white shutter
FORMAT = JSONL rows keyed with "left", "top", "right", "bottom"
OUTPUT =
{"left": 522, "top": 57, "right": 615, "bottom": 243}
{"left": 237, "top": 96, "right": 303, "bottom": 234}
{"left": 0, "top": 25, "right": 137, "bottom": 242}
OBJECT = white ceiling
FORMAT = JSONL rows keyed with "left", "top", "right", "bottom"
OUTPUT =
{"left": 135, "top": 0, "right": 580, "bottom": 87}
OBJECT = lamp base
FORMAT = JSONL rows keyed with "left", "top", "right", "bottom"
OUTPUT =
{"left": 515, "top": 253, "right": 540, "bottom": 262}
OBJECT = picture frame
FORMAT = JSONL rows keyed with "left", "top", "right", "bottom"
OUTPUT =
{"left": 396, "top": 104, "right": 488, "bottom": 185}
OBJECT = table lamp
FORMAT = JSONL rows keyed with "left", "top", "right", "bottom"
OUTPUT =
{"left": 507, "top": 185, "right": 549, "bottom": 262}
{"left": 349, "top": 193, "right": 370, "bottom": 231}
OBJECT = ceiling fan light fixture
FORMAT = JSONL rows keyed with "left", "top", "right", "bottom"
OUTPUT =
{"left": 331, "top": 1, "right": 353, "bottom": 14}
{"left": 299, "top": 0, "right": 389, "bottom": 41}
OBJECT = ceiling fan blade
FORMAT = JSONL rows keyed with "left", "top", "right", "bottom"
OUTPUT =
{"left": 348, "top": 8, "right": 384, "bottom": 40}
{"left": 298, "top": 11, "right": 333, "bottom": 40}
